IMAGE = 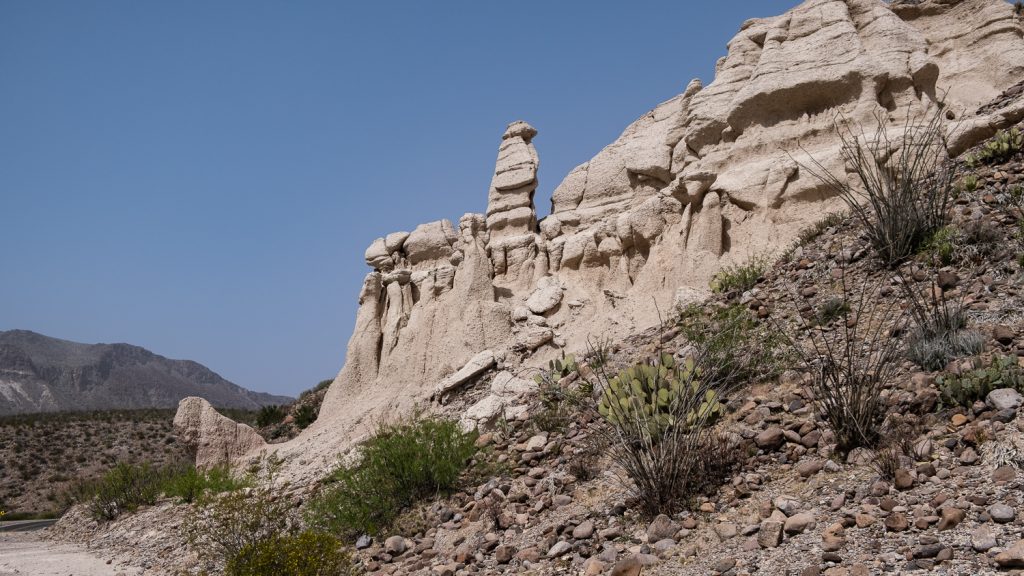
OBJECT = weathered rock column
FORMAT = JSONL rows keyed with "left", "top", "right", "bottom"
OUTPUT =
{"left": 486, "top": 121, "right": 542, "bottom": 281}
{"left": 486, "top": 121, "right": 539, "bottom": 236}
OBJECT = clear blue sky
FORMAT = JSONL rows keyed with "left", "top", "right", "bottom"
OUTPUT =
{"left": 0, "top": 1, "right": 797, "bottom": 397}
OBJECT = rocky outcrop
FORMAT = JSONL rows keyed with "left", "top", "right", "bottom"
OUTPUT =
{"left": 173, "top": 397, "right": 267, "bottom": 468}
{"left": 178, "top": 0, "right": 1024, "bottom": 481}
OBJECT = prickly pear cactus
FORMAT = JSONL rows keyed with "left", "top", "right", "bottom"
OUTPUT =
{"left": 938, "top": 354, "right": 1024, "bottom": 408}
{"left": 597, "top": 353, "right": 722, "bottom": 437}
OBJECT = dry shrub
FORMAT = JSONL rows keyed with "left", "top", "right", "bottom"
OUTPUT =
{"left": 801, "top": 107, "right": 955, "bottom": 267}
{"left": 778, "top": 272, "right": 905, "bottom": 453}
{"left": 586, "top": 313, "right": 755, "bottom": 518}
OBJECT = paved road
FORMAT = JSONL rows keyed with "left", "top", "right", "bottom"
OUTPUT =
{"left": 0, "top": 531, "right": 139, "bottom": 576}
{"left": 0, "top": 520, "right": 57, "bottom": 533}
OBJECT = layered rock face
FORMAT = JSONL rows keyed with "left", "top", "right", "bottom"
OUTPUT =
{"left": 184, "top": 0, "right": 1024, "bottom": 473}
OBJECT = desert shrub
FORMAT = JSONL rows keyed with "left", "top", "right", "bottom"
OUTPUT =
{"left": 710, "top": 254, "right": 769, "bottom": 294}
{"left": 533, "top": 353, "right": 578, "bottom": 385}
{"left": 901, "top": 275, "right": 983, "bottom": 371}
{"left": 305, "top": 412, "right": 477, "bottom": 537}
{"left": 183, "top": 455, "right": 292, "bottom": 569}
{"left": 923, "top": 226, "right": 957, "bottom": 266}
{"left": 225, "top": 530, "right": 356, "bottom": 576}
{"left": 529, "top": 353, "right": 587, "bottom": 434}
{"left": 583, "top": 336, "right": 613, "bottom": 370}
{"left": 568, "top": 442, "right": 602, "bottom": 482}
{"left": 801, "top": 108, "right": 954, "bottom": 266}
{"left": 966, "top": 128, "right": 1023, "bottom": 166}
{"left": 779, "top": 276, "right": 904, "bottom": 452}
{"left": 73, "top": 462, "right": 165, "bottom": 521}
{"left": 256, "top": 405, "right": 287, "bottom": 428}
{"left": 597, "top": 354, "right": 724, "bottom": 438}
{"left": 587, "top": 317, "right": 750, "bottom": 518}
{"left": 300, "top": 379, "right": 335, "bottom": 401}
{"left": 163, "top": 463, "right": 249, "bottom": 504}
{"left": 937, "top": 355, "right": 1024, "bottom": 408}
{"left": 816, "top": 297, "right": 851, "bottom": 326}
{"left": 797, "top": 212, "right": 846, "bottom": 246}
{"left": 294, "top": 404, "right": 318, "bottom": 430}
{"left": 676, "top": 303, "right": 786, "bottom": 388}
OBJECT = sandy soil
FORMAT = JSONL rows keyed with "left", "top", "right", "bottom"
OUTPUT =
{"left": 0, "top": 531, "right": 141, "bottom": 576}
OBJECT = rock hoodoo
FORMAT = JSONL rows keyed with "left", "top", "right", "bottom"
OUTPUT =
{"left": 178, "top": 0, "right": 1024, "bottom": 479}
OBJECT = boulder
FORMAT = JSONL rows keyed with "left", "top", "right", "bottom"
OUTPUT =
{"left": 173, "top": 397, "right": 267, "bottom": 468}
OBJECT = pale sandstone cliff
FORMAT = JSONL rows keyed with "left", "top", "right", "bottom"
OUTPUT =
{"left": 176, "top": 0, "right": 1024, "bottom": 478}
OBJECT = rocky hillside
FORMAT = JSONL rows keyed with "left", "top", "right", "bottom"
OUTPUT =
{"left": 0, "top": 330, "right": 291, "bottom": 415}
{"left": 171, "top": 0, "right": 1024, "bottom": 484}
{"left": 51, "top": 119, "right": 1024, "bottom": 574}
{"left": 0, "top": 409, "right": 191, "bottom": 517}
{"left": 39, "top": 1, "right": 1024, "bottom": 574}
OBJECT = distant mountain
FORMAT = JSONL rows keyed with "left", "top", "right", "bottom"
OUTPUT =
{"left": 0, "top": 330, "right": 292, "bottom": 415}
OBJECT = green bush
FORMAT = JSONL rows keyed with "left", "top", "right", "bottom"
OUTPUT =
{"left": 226, "top": 530, "right": 356, "bottom": 576}
{"left": 587, "top": 348, "right": 741, "bottom": 517}
{"left": 162, "top": 464, "right": 248, "bottom": 504}
{"left": 74, "top": 462, "right": 164, "bottom": 521}
{"left": 676, "top": 303, "right": 786, "bottom": 388}
{"left": 294, "top": 404, "right": 318, "bottom": 430}
{"left": 710, "top": 254, "right": 768, "bottom": 294}
{"left": 183, "top": 456, "right": 292, "bottom": 568}
{"left": 902, "top": 278, "right": 983, "bottom": 372}
{"left": 299, "top": 379, "right": 335, "bottom": 400}
{"left": 796, "top": 212, "right": 845, "bottom": 246}
{"left": 966, "top": 128, "right": 1023, "bottom": 166}
{"left": 938, "top": 355, "right": 1024, "bottom": 408}
{"left": 305, "top": 413, "right": 477, "bottom": 537}
{"left": 256, "top": 405, "right": 287, "bottom": 428}
{"left": 923, "top": 226, "right": 957, "bottom": 266}
{"left": 815, "top": 297, "right": 851, "bottom": 326}
{"left": 70, "top": 461, "right": 248, "bottom": 520}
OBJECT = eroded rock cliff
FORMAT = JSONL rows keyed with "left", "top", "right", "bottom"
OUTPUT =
{"left": 181, "top": 0, "right": 1024, "bottom": 475}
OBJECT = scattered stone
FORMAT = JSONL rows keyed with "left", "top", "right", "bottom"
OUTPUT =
{"left": 756, "top": 427, "right": 786, "bottom": 450}
{"left": 784, "top": 513, "right": 815, "bottom": 535}
{"left": 884, "top": 513, "right": 909, "bottom": 532}
{"left": 987, "top": 388, "right": 1023, "bottom": 411}
{"left": 384, "top": 535, "right": 406, "bottom": 555}
{"left": 713, "top": 558, "right": 738, "bottom": 573}
{"left": 972, "top": 527, "right": 998, "bottom": 552}
{"left": 995, "top": 540, "right": 1024, "bottom": 568}
{"left": 610, "top": 555, "right": 642, "bottom": 576}
{"left": 573, "top": 520, "right": 595, "bottom": 539}
{"left": 758, "top": 521, "right": 783, "bottom": 548}
{"left": 647, "top": 514, "right": 678, "bottom": 541}
{"left": 938, "top": 508, "right": 965, "bottom": 531}
{"left": 894, "top": 469, "right": 914, "bottom": 490}
{"left": 990, "top": 503, "right": 1016, "bottom": 523}
{"left": 494, "top": 545, "right": 515, "bottom": 564}
{"left": 547, "top": 541, "right": 572, "bottom": 558}
{"left": 993, "top": 325, "right": 1016, "bottom": 345}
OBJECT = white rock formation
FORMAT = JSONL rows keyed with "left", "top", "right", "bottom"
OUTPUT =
{"left": 178, "top": 0, "right": 1024, "bottom": 481}
{"left": 173, "top": 397, "right": 267, "bottom": 468}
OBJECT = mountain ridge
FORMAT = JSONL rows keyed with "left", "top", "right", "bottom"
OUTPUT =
{"left": 0, "top": 329, "right": 291, "bottom": 415}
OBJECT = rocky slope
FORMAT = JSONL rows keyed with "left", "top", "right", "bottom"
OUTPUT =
{"left": 0, "top": 330, "right": 291, "bottom": 415}
{"left": 0, "top": 409, "right": 191, "bottom": 517}
{"left": 175, "top": 0, "right": 1024, "bottom": 485}
{"left": 57, "top": 0, "right": 1024, "bottom": 573}
{"left": 50, "top": 118, "right": 1024, "bottom": 574}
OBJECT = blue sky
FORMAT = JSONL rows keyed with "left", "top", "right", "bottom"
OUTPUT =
{"left": 0, "top": 1, "right": 798, "bottom": 397}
